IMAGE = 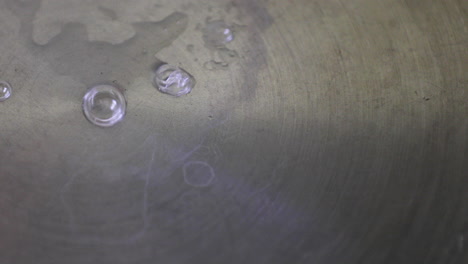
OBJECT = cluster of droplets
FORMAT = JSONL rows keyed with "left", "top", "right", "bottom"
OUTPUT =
{"left": 202, "top": 20, "right": 234, "bottom": 47}
{"left": 2, "top": 19, "right": 239, "bottom": 127}
{"left": 3, "top": 62, "right": 198, "bottom": 127}
{"left": 201, "top": 20, "right": 238, "bottom": 71}
{"left": 81, "top": 63, "right": 196, "bottom": 128}
{"left": 2, "top": 65, "right": 197, "bottom": 128}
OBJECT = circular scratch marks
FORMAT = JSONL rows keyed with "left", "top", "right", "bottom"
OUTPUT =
{"left": 182, "top": 161, "right": 216, "bottom": 187}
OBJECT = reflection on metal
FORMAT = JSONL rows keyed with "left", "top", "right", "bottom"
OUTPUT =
{"left": 0, "top": 0, "right": 466, "bottom": 263}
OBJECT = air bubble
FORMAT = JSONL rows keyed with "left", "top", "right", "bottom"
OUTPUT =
{"left": 202, "top": 20, "right": 234, "bottom": 47}
{"left": 153, "top": 64, "right": 195, "bottom": 97}
{"left": 82, "top": 84, "right": 126, "bottom": 127}
{"left": 0, "top": 81, "right": 12, "bottom": 102}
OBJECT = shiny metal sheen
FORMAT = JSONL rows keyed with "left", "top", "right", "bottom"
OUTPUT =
{"left": 0, "top": 0, "right": 466, "bottom": 264}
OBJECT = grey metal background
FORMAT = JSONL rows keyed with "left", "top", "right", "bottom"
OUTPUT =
{"left": 0, "top": 0, "right": 467, "bottom": 263}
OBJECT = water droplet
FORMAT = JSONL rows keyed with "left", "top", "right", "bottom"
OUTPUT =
{"left": 82, "top": 84, "right": 126, "bottom": 127}
{"left": 202, "top": 20, "right": 234, "bottom": 47}
{"left": 0, "top": 81, "right": 12, "bottom": 102}
{"left": 153, "top": 64, "right": 195, "bottom": 97}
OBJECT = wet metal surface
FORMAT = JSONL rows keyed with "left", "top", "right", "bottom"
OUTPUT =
{"left": 0, "top": 0, "right": 467, "bottom": 263}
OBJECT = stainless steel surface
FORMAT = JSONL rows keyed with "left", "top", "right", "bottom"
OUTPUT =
{"left": 0, "top": 0, "right": 467, "bottom": 263}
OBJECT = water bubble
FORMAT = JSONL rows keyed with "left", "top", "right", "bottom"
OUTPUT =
{"left": 82, "top": 84, "right": 126, "bottom": 127}
{"left": 0, "top": 81, "right": 12, "bottom": 102}
{"left": 153, "top": 64, "right": 195, "bottom": 97}
{"left": 202, "top": 20, "right": 234, "bottom": 47}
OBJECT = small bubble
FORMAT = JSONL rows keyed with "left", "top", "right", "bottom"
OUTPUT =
{"left": 203, "top": 20, "right": 234, "bottom": 47}
{"left": 0, "top": 81, "right": 12, "bottom": 102}
{"left": 82, "top": 84, "right": 126, "bottom": 127}
{"left": 153, "top": 64, "right": 195, "bottom": 97}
